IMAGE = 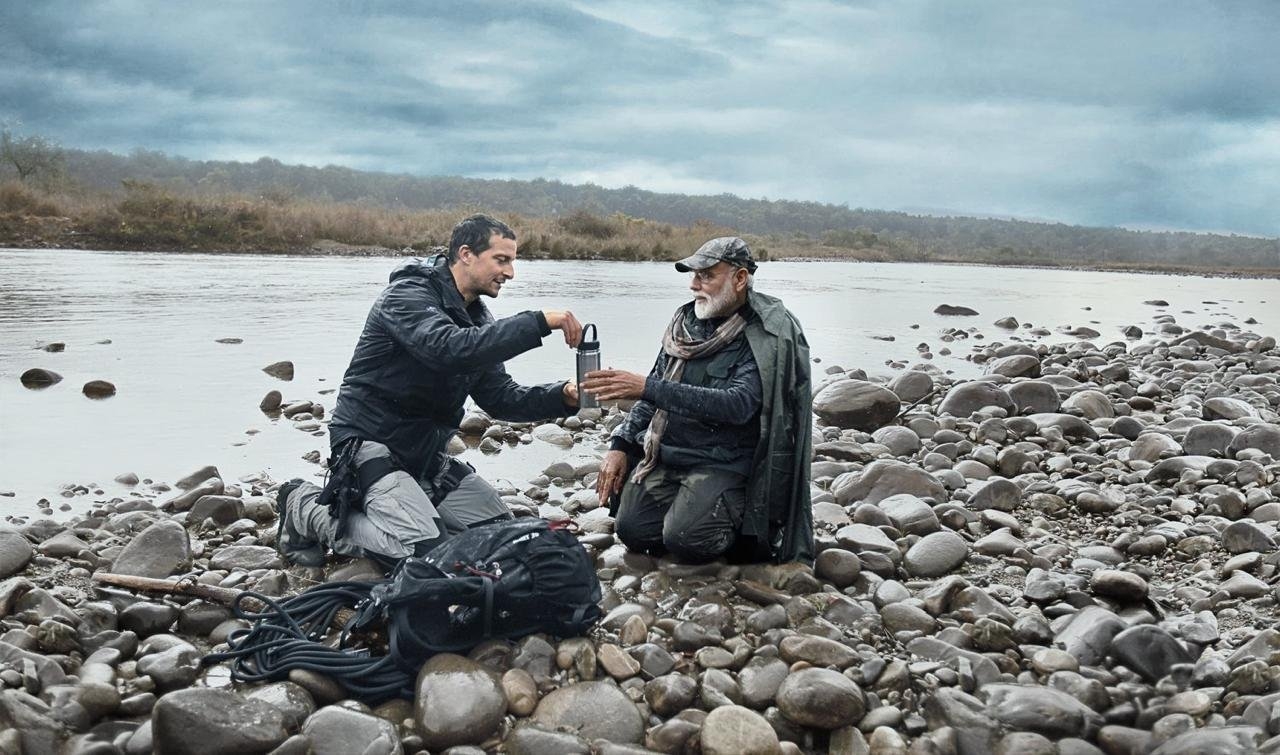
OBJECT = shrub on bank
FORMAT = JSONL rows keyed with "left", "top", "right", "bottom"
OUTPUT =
{"left": 0, "top": 181, "right": 63, "bottom": 217}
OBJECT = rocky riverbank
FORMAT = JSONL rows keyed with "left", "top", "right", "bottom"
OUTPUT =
{"left": 2, "top": 313, "right": 1279, "bottom": 754}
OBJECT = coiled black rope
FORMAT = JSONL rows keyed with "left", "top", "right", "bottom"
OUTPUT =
{"left": 201, "top": 582, "right": 414, "bottom": 702}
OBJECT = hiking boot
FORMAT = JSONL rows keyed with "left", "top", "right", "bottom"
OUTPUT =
{"left": 276, "top": 478, "right": 326, "bottom": 567}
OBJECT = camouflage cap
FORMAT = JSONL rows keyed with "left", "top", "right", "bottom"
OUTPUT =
{"left": 674, "top": 236, "right": 758, "bottom": 274}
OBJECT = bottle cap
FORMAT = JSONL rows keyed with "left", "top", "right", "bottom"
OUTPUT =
{"left": 578, "top": 323, "right": 599, "bottom": 351}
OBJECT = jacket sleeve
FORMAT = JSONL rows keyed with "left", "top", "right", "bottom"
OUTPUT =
{"left": 609, "top": 351, "right": 665, "bottom": 453}
{"left": 642, "top": 349, "right": 762, "bottom": 425}
{"left": 379, "top": 283, "right": 551, "bottom": 371}
{"left": 469, "top": 363, "right": 572, "bottom": 422}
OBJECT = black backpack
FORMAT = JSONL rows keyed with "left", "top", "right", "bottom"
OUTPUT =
{"left": 204, "top": 517, "right": 602, "bottom": 702}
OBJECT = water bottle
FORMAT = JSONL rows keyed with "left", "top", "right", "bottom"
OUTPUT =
{"left": 575, "top": 324, "right": 600, "bottom": 409}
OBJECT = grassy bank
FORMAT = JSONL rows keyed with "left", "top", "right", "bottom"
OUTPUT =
{"left": 2, "top": 180, "right": 1277, "bottom": 276}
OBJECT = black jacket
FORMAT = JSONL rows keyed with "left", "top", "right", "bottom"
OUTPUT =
{"left": 328, "top": 258, "right": 571, "bottom": 479}
{"left": 610, "top": 304, "right": 762, "bottom": 475}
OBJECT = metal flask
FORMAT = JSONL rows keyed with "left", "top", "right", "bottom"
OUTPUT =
{"left": 575, "top": 324, "right": 600, "bottom": 409}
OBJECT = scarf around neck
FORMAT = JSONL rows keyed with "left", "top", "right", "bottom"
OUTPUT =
{"left": 631, "top": 305, "right": 748, "bottom": 483}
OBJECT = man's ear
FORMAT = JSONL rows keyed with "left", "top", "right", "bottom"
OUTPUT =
{"left": 734, "top": 268, "right": 749, "bottom": 293}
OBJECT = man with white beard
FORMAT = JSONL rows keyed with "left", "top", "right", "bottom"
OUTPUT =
{"left": 582, "top": 237, "right": 814, "bottom": 564}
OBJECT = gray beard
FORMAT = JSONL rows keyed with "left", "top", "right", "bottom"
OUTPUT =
{"left": 693, "top": 287, "right": 739, "bottom": 319}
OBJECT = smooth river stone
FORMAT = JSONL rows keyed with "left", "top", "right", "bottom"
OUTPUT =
{"left": 903, "top": 531, "right": 969, "bottom": 578}
{"left": 980, "top": 684, "right": 1103, "bottom": 738}
{"left": 532, "top": 681, "right": 643, "bottom": 744}
{"left": 701, "top": 705, "right": 781, "bottom": 755}
{"left": 775, "top": 668, "right": 866, "bottom": 729}
{"left": 151, "top": 687, "right": 288, "bottom": 755}
{"left": 812, "top": 379, "right": 900, "bottom": 431}
{"left": 0, "top": 531, "right": 33, "bottom": 579}
{"left": 937, "top": 382, "right": 1016, "bottom": 417}
{"left": 111, "top": 519, "right": 191, "bottom": 578}
{"left": 832, "top": 459, "right": 947, "bottom": 506}
{"left": 531, "top": 423, "right": 574, "bottom": 447}
{"left": 779, "top": 635, "right": 858, "bottom": 668}
{"left": 414, "top": 653, "right": 506, "bottom": 750}
{"left": 302, "top": 705, "right": 400, "bottom": 755}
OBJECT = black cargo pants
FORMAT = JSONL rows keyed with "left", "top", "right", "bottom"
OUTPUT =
{"left": 614, "top": 465, "right": 746, "bottom": 563}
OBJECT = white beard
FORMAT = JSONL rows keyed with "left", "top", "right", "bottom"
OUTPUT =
{"left": 693, "top": 286, "right": 739, "bottom": 319}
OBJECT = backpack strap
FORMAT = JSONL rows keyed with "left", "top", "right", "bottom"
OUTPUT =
{"left": 357, "top": 455, "right": 400, "bottom": 493}
{"left": 482, "top": 577, "right": 495, "bottom": 638}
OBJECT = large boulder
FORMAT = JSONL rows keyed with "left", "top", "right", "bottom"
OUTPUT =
{"left": 1204, "top": 397, "right": 1259, "bottom": 421}
{"left": 776, "top": 668, "right": 865, "bottom": 729}
{"left": 1230, "top": 424, "right": 1280, "bottom": 459}
{"left": 1061, "top": 389, "right": 1114, "bottom": 420}
{"left": 871, "top": 426, "right": 921, "bottom": 457}
{"left": 1129, "top": 432, "right": 1182, "bottom": 462}
{"left": 903, "top": 531, "right": 969, "bottom": 578}
{"left": 979, "top": 684, "right": 1103, "bottom": 739}
{"left": 19, "top": 368, "right": 62, "bottom": 389}
{"left": 877, "top": 494, "right": 940, "bottom": 535}
{"left": 111, "top": 520, "right": 191, "bottom": 578}
{"left": 301, "top": 705, "right": 401, "bottom": 755}
{"left": 1053, "top": 605, "right": 1124, "bottom": 666}
{"left": 888, "top": 371, "right": 934, "bottom": 404}
{"left": 262, "top": 361, "right": 294, "bottom": 380}
{"left": 985, "top": 355, "right": 1041, "bottom": 379}
{"left": 0, "top": 531, "right": 33, "bottom": 579}
{"left": 174, "top": 465, "right": 222, "bottom": 492}
{"left": 1110, "top": 625, "right": 1192, "bottom": 682}
{"left": 531, "top": 423, "right": 574, "bottom": 448}
{"left": 151, "top": 688, "right": 288, "bottom": 755}
{"left": 82, "top": 380, "right": 117, "bottom": 398}
{"left": 813, "top": 380, "right": 900, "bottom": 431}
{"left": 701, "top": 705, "right": 780, "bottom": 755}
{"left": 938, "top": 383, "right": 1016, "bottom": 417}
{"left": 532, "top": 681, "right": 643, "bottom": 744}
{"left": 414, "top": 654, "right": 506, "bottom": 750}
{"left": 1182, "top": 423, "right": 1239, "bottom": 457}
{"left": 1007, "top": 380, "right": 1061, "bottom": 414}
{"left": 832, "top": 460, "right": 947, "bottom": 506}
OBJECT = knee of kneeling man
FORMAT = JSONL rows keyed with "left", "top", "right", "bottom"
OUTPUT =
{"left": 663, "top": 531, "right": 732, "bottom": 564}
{"left": 615, "top": 522, "right": 655, "bottom": 552}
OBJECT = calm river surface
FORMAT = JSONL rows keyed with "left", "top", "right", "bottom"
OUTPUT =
{"left": 1, "top": 249, "right": 1275, "bottom": 517}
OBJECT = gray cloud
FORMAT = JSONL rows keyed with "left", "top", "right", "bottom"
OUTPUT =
{"left": 1, "top": 0, "right": 1277, "bottom": 235}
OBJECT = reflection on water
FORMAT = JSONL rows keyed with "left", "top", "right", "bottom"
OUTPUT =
{"left": 1, "top": 248, "right": 1275, "bottom": 517}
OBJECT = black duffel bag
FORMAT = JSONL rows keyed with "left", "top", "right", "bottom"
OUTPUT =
{"left": 204, "top": 517, "right": 602, "bottom": 702}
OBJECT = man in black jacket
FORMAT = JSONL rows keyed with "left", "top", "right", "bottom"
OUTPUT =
{"left": 277, "top": 214, "right": 583, "bottom": 566}
{"left": 582, "top": 237, "right": 813, "bottom": 564}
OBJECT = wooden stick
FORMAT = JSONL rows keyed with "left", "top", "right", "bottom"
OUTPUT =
{"left": 93, "top": 572, "right": 264, "bottom": 610}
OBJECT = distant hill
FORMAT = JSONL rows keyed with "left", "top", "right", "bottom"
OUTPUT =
{"left": 38, "top": 147, "right": 1280, "bottom": 271}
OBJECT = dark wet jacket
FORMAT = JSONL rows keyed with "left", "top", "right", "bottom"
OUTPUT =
{"left": 613, "top": 292, "right": 814, "bottom": 563}
{"left": 611, "top": 304, "right": 762, "bottom": 475}
{"left": 328, "top": 258, "right": 570, "bottom": 480}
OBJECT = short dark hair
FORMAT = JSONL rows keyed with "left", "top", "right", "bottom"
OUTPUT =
{"left": 448, "top": 214, "right": 516, "bottom": 263}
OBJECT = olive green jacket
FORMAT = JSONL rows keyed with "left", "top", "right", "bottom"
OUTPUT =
{"left": 739, "top": 290, "right": 814, "bottom": 564}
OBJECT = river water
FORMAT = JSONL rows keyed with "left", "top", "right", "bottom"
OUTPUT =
{"left": 1, "top": 248, "right": 1275, "bottom": 517}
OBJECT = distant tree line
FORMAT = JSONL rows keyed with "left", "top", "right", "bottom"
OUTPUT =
{"left": 2, "top": 138, "right": 1277, "bottom": 271}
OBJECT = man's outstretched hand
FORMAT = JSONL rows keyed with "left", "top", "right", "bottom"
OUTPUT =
{"left": 581, "top": 369, "right": 646, "bottom": 401}
{"left": 562, "top": 381, "right": 579, "bottom": 408}
{"left": 543, "top": 310, "right": 583, "bottom": 348}
{"left": 596, "top": 449, "right": 629, "bottom": 501}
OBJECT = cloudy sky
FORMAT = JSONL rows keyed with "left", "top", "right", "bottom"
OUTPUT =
{"left": 3, "top": 1, "right": 1278, "bottom": 236}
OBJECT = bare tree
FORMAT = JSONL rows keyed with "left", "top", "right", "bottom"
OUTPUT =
{"left": 1, "top": 126, "right": 64, "bottom": 184}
